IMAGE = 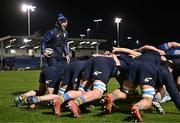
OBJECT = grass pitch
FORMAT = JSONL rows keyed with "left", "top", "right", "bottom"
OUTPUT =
{"left": 0, "top": 70, "right": 179, "bottom": 122}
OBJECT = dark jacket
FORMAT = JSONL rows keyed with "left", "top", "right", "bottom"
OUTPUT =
{"left": 40, "top": 26, "right": 68, "bottom": 58}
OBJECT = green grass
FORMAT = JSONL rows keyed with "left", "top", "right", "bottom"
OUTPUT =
{"left": 0, "top": 70, "right": 180, "bottom": 122}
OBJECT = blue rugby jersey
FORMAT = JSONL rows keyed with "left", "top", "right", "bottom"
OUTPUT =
{"left": 158, "top": 65, "right": 180, "bottom": 110}
{"left": 40, "top": 26, "right": 68, "bottom": 58}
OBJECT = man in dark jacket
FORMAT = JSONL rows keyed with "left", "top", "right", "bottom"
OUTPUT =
{"left": 40, "top": 13, "right": 70, "bottom": 67}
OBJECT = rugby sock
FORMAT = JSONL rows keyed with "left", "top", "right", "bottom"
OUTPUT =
{"left": 153, "top": 93, "right": 161, "bottom": 103}
{"left": 58, "top": 87, "right": 66, "bottom": 95}
{"left": 74, "top": 96, "right": 86, "bottom": 106}
{"left": 20, "top": 94, "right": 27, "bottom": 100}
{"left": 31, "top": 96, "right": 41, "bottom": 103}
{"left": 59, "top": 93, "right": 70, "bottom": 104}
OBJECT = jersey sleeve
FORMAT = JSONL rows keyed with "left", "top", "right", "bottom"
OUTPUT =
{"left": 163, "top": 71, "right": 180, "bottom": 110}
{"left": 158, "top": 43, "right": 169, "bottom": 50}
{"left": 40, "top": 30, "right": 54, "bottom": 55}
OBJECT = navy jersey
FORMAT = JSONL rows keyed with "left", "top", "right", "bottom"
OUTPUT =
{"left": 158, "top": 43, "right": 170, "bottom": 51}
{"left": 111, "top": 53, "right": 134, "bottom": 85}
{"left": 172, "top": 59, "right": 180, "bottom": 84}
{"left": 165, "top": 49, "right": 180, "bottom": 56}
{"left": 171, "top": 58, "right": 180, "bottom": 81}
{"left": 90, "top": 57, "right": 116, "bottom": 84}
{"left": 62, "top": 60, "right": 88, "bottom": 90}
{"left": 116, "top": 53, "right": 134, "bottom": 73}
{"left": 158, "top": 43, "right": 180, "bottom": 56}
{"left": 81, "top": 57, "right": 95, "bottom": 81}
{"left": 127, "top": 60, "right": 158, "bottom": 87}
{"left": 134, "top": 50, "right": 161, "bottom": 65}
{"left": 158, "top": 65, "right": 180, "bottom": 110}
{"left": 127, "top": 51, "right": 161, "bottom": 86}
{"left": 39, "top": 63, "right": 63, "bottom": 88}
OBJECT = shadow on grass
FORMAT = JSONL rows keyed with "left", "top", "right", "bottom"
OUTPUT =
{"left": 122, "top": 115, "right": 134, "bottom": 122}
{"left": 162, "top": 111, "right": 180, "bottom": 115}
{"left": 13, "top": 106, "right": 37, "bottom": 112}
{"left": 11, "top": 91, "right": 28, "bottom": 96}
{"left": 141, "top": 107, "right": 180, "bottom": 115}
{"left": 11, "top": 101, "right": 54, "bottom": 112}
{"left": 42, "top": 111, "right": 55, "bottom": 115}
{"left": 93, "top": 96, "right": 144, "bottom": 119}
{"left": 61, "top": 113, "right": 74, "bottom": 118}
{"left": 42, "top": 111, "right": 74, "bottom": 118}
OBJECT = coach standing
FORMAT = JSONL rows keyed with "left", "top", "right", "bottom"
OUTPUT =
{"left": 40, "top": 13, "right": 70, "bottom": 67}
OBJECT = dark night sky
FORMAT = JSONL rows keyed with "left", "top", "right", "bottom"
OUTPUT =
{"left": 1, "top": 0, "right": 180, "bottom": 48}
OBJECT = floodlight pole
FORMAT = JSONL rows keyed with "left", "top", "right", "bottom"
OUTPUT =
{"left": 115, "top": 18, "right": 122, "bottom": 47}
{"left": 86, "top": 28, "right": 91, "bottom": 38}
{"left": 95, "top": 43, "right": 100, "bottom": 54}
{"left": 93, "top": 19, "right": 102, "bottom": 37}
{"left": 22, "top": 4, "right": 36, "bottom": 38}
{"left": 27, "top": 9, "right": 31, "bottom": 37}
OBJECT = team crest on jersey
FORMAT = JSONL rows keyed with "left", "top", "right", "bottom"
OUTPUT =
{"left": 45, "top": 80, "right": 52, "bottom": 84}
{"left": 63, "top": 33, "right": 67, "bottom": 37}
{"left": 56, "top": 33, "right": 61, "bottom": 37}
{"left": 93, "top": 71, "right": 102, "bottom": 76}
{"left": 144, "top": 77, "right": 152, "bottom": 83}
{"left": 117, "top": 70, "right": 121, "bottom": 76}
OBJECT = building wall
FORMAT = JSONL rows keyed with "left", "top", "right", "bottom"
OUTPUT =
{"left": 2, "top": 48, "right": 105, "bottom": 58}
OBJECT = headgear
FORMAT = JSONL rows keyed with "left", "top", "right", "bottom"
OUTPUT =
{"left": 57, "top": 13, "right": 68, "bottom": 24}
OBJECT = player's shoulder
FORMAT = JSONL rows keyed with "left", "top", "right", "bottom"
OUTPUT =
{"left": 50, "top": 27, "right": 58, "bottom": 33}
{"left": 158, "top": 64, "right": 172, "bottom": 78}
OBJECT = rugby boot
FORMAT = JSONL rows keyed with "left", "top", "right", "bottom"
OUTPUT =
{"left": 26, "top": 96, "right": 40, "bottom": 105}
{"left": 14, "top": 95, "right": 27, "bottom": 107}
{"left": 67, "top": 100, "right": 81, "bottom": 118}
{"left": 152, "top": 100, "right": 165, "bottom": 114}
{"left": 102, "top": 94, "right": 113, "bottom": 114}
{"left": 131, "top": 105, "right": 143, "bottom": 122}
{"left": 53, "top": 97, "right": 61, "bottom": 116}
